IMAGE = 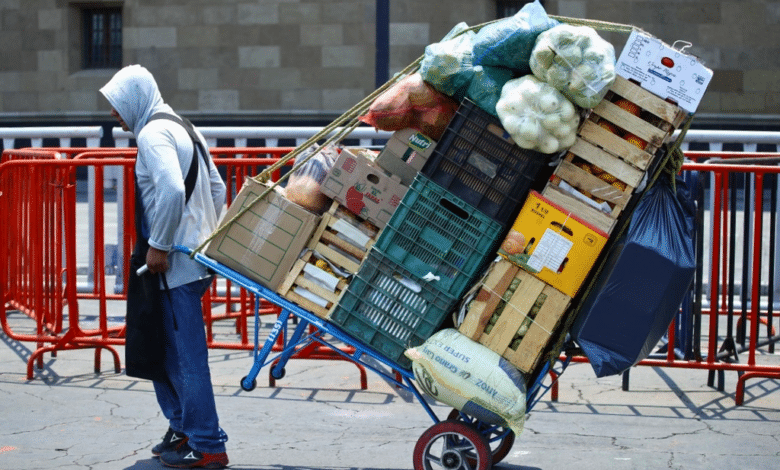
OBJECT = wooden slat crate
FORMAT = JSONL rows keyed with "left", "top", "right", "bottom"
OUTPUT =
{"left": 277, "top": 201, "right": 381, "bottom": 318}
{"left": 545, "top": 75, "right": 689, "bottom": 234}
{"left": 458, "top": 259, "right": 571, "bottom": 373}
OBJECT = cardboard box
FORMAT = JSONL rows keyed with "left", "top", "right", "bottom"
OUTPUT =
{"left": 458, "top": 259, "right": 571, "bottom": 373}
{"left": 497, "top": 190, "right": 609, "bottom": 297}
{"left": 374, "top": 128, "right": 437, "bottom": 185}
{"left": 205, "top": 178, "right": 320, "bottom": 291}
{"left": 616, "top": 30, "right": 712, "bottom": 114}
{"left": 320, "top": 148, "right": 409, "bottom": 228}
{"left": 276, "top": 201, "right": 381, "bottom": 319}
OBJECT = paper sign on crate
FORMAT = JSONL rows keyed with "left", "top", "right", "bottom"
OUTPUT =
{"left": 616, "top": 29, "right": 713, "bottom": 113}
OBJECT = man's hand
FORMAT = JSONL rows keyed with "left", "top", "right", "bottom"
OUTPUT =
{"left": 146, "top": 247, "right": 169, "bottom": 274}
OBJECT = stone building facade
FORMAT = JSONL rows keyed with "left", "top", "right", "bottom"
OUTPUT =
{"left": 0, "top": 0, "right": 777, "bottom": 126}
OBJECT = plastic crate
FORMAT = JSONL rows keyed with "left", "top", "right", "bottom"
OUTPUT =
{"left": 421, "top": 98, "right": 550, "bottom": 226}
{"left": 373, "top": 174, "right": 503, "bottom": 299}
{"left": 329, "top": 249, "right": 457, "bottom": 369}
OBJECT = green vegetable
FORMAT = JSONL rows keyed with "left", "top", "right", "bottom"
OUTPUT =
{"left": 530, "top": 24, "right": 616, "bottom": 109}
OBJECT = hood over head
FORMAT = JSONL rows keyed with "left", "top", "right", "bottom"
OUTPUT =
{"left": 100, "top": 64, "right": 172, "bottom": 136}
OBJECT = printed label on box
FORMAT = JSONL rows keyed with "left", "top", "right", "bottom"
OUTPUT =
{"left": 616, "top": 30, "right": 713, "bottom": 113}
{"left": 526, "top": 229, "right": 573, "bottom": 273}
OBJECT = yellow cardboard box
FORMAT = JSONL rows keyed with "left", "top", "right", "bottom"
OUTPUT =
{"left": 497, "top": 190, "right": 608, "bottom": 297}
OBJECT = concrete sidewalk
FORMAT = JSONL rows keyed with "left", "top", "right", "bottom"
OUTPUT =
{"left": 1, "top": 308, "right": 779, "bottom": 470}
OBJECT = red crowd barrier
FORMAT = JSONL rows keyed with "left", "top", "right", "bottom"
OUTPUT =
{"left": 1, "top": 147, "right": 362, "bottom": 383}
{"left": 2, "top": 148, "right": 779, "bottom": 402}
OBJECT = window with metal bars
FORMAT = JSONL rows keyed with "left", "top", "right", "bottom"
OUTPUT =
{"left": 496, "top": 0, "right": 541, "bottom": 18}
{"left": 82, "top": 7, "right": 122, "bottom": 69}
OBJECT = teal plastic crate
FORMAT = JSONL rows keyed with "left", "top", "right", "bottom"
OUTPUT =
{"left": 329, "top": 249, "right": 457, "bottom": 369}
{"left": 373, "top": 174, "right": 503, "bottom": 299}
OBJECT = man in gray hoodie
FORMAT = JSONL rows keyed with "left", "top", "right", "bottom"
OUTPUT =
{"left": 101, "top": 65, "right": 229, "bottom": 469}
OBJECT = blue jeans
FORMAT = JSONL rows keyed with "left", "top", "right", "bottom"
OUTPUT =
{"left": 153, "top": 277, "right": 227, "bottom": 453}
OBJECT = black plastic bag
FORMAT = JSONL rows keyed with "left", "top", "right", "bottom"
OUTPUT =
{"left": 125, "top": 247, "right": 168, "bottom": 382}
{"left": 571, "top": 175, "right": 696, "bottom": 377}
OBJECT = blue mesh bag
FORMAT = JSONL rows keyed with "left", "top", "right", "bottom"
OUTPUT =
{"left": 471, "top": 0, "right": 558, "bottom": 74}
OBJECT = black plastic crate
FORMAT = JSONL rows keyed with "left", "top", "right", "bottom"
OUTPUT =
{"left": 373, "top": 174, "right": 503, "bottom": 300}
{"left": 422, "top": 98, "right": 551, "bottom": 226}
{"left": 329, "top": 248, "right": 458, "bottom": 369}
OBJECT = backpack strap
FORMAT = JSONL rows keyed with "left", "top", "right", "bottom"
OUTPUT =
{"left": 146, "top": 112, "right": 209, "bottom": 204}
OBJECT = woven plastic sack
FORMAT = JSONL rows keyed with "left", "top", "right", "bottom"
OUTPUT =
{"left": 466, "top": 65, "right": 516, "bottom": 117}
{"left": 471, "top": 0, "right": 558, "bottom": 74}
{"left": 571, "top": 175, "right": 696, "bottom": 377}
{"left": 405, "top": 328, "right": 527, "bottom": 435}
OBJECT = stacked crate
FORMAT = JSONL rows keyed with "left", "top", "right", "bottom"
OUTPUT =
{"left": 458, "top": 259, "right": 572, "bottom": 373}
{"left": 329, "top": 99, "right": 551, "bottom": 368}
{"left": 543, "top": 75, "right": 689, "bottom": 234}
{"left": 457, "top": 76, "right": 690, "bottom": 374}
{"left": 276, "top": 201, "right": 381, "bottom": 319}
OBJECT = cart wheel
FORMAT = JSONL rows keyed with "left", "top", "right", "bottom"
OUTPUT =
{"left": 271, "top": 367, "right": 286, "bottom": 380}
{"left": 240, "top": 376, "right": 256, "bottom": 392}
{"left": 413, "top": 420, "right": 493, "bottom": 470}
{"left": 447, "top": 409, "right": 515, "bottom": 465}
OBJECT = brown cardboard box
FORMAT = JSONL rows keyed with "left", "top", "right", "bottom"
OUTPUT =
{"left": 374, "top": 128, "right": 437, "bottom": 185}
{"left": 320, "top": 148, "right": 409, "bottom": 228}
{"left": 205, "top": 178, "right": 319, "bottom": 291}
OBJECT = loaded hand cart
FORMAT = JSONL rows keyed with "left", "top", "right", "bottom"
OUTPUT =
{"left": 178, "top": 6, "right": 710, "bottom": 469}
{"left": 175, "top": 244, "right": 566, "bottom": 469}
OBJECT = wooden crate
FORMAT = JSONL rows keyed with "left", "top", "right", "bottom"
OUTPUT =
{"left": 458, "top": 259, "right": 571, "bottom": 373}
{"left": 545, "top": 75, "right": 689, "bottom": 234}
{"left": 277, "top": 201, "right": 381, "bottom": 318}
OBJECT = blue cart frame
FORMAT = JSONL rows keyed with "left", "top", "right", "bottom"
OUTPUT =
{"left": 175, "top": 245, "right": 572, "bottom": 469}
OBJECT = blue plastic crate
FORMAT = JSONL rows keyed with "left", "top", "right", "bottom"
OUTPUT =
{"left": 329, "top": 249, "right": 457, "bottom": 369}
{"left": 373, "top": 174, "right": 503, "bottom": 299}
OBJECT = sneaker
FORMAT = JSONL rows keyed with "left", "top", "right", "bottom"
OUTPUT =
{"left": 152, "top": 428, "right": 189, "bottom": 457}
{"left": 160, "top": 442, "right": 229, "bottom": 469}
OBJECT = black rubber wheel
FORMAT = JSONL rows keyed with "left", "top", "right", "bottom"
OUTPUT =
{"left": 271, "top": 367, "right": 286, "bottom": 380}
{"left": 413, "top": 420, "right": 493, "bottom": 470}
{"left": 240, "top": 376, "right": 257, "bottom": 391}
{"left": 447, "top": 409, "right": 515, "bottom": 465}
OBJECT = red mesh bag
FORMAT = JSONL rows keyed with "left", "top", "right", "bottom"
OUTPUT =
{"left": 359, "top": 73, "right": 459, "bottom": 140}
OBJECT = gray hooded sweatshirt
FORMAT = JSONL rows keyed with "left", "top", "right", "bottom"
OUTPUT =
{"left": 100, "top": 65, "right": 226, "bottom": 289}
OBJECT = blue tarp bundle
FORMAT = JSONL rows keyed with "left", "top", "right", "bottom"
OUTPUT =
{"left": 571, "top": 175, "right": 697, "bottom": 377}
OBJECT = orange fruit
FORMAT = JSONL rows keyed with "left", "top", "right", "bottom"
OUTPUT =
{"left": 615, "top": 98, "right": 641, "bottom": 116}
{"left": 612, "top": 180, "right": 628, "bottom": 191}
{"left": 624, "top": 133, "right": 648, "bottom": 150}
{"left": 599, "top": 172, "right": 617, "bottom": 184}
{"left": 599, "top": 120, "right": 621, "bottom": 135}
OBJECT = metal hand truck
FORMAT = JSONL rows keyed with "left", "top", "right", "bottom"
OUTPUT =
{"left": 174, "top": 245, "right": 573, "bottom": 470}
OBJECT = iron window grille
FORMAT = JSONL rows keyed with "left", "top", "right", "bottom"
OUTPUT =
{"left": 82, "top": 7, "right": 122, "bottom": 69}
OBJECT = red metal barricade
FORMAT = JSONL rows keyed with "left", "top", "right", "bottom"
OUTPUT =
{"left": 1, "top": 147, "right": 363, "bottom": 383}
{"left": 0, "top": 153, "right": 128, "bottom": 378}
{"left": 557, "top": 152, "right": 780, "bottom": 404}
{"left": 2, "top": 147, "right": 778, "bottom": 401}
